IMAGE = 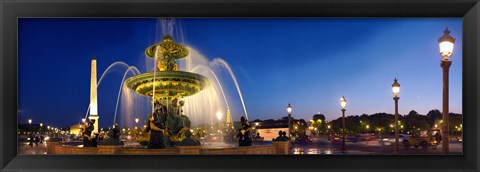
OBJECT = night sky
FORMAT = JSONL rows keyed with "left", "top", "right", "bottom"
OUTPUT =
{"left": 18, "top": 18, "right": 462, "bottom": 129}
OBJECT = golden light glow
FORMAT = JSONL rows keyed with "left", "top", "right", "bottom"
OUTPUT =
{"left": 392, "top": 78, "right": 400, "bottom": 97}
{"left": 439, "top": 41, "right": 454, "bottom": 59}
{"left": 392, "top": 86, "right": 400, "bottom": 96}
{"left": 216, "top": 111, "right": 222, "bottom": 121}
{"left": 366, "top": 125, "right": 370, "bottom": 129}
{"left": 340, "top": 96, "right": 347, "bottom": 109}
{"left": 89, "top": 58, "right": 99, "bottom": 134}
{"left": 438, "top": 28, "right": 455, "bottom": 60}
{"left": 90, "top": 58, "right": 98, "bottom": 116}
{"left": 226, "top": 107, "right": 232, "bottom": 124}
{"left": 287, "top": 103, "right": 292, "bottom": 114}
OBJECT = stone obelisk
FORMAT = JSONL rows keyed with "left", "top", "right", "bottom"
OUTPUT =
{"left": 89, "top": 55, "right": 99, "bottom": 134}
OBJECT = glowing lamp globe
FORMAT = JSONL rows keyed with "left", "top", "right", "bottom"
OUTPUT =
{"left": 438, "top": 27, "right": 455, "bottom": 60}
{"left": 392, "top": 78, "right": 400, "bottom": 97}
{"left": 287, "top": 103, "right": 292, "bottom": 114}
{"left": 340, "top": 96, "right": 347, "bottom": 109}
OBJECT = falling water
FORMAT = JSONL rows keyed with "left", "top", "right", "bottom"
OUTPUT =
{"left": 84, "top": 61, "right": 132, "bottom": 119}
{"left": 191, "top": 65, "right": 230, "bottom": 109}
{"left": 80, "top": 18, "right": 248, "bottom": 149}
{"left": 113, "top": 18, "right": 249, "bottom": 129}
{"left": 113, "top": 66, "right": 141, "bottom": 123}
{"left": 211, "top": 58, "right": 249, "bottom": 120}
{"left": 97, "top": 61, "right": 131, "bottom": 86}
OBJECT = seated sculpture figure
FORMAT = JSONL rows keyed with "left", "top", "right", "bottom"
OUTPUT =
{"left": 146, "top": 101, "right": 167, "bottom": 149}
{"left": 176, "top": 130, "right": 200, "bottom": 146}
{"left": 166, "top": 98, "right": 191, "bottom": 143}
{"left": 237, "top": 116, "right": 252, "bottom": 146}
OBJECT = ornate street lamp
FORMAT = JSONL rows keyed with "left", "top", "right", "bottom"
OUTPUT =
{"left": 392, "top": 78, "right": 400, "bottom": 154}
{"left": 438, "top": 27, "right": 455, "bottom": 154}
{"left": 340, "top": 96, "right": 347, "bottom": 151}
{"left": 287, "top": 103, "right": 292, "bottom": 138}
{"left": 40, "top": 123, "right": 43, "bottom": 134}
{"left": 28, "top": 117, "right": 32, "bottom": 134}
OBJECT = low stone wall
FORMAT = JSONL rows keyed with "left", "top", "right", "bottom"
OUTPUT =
{"left": 117, "top": 148, "right": 178, "bottom": 154}
{"left": 46, "top": 141, "right": 290, "bottom": 155}
{"left": 200, "top": 145, "right": 275, "bottom": 154}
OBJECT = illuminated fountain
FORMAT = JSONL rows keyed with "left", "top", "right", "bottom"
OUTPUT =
{"left": 125, "top": 34, "right": 209, "bottom": 145}
{"left": 127, "top": 35, "right": 209, "bottom": 103}
{"left": 98, "top": 19, "right": 250, "bottom": 148}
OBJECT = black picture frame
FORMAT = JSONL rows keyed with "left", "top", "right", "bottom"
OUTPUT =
{"left": 1, "top": 0, "right": 479, "bottom": 171}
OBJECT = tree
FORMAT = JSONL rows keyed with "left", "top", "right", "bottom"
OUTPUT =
{"left": 405, "top": 110, "right": 429, "bottom": 132}
{"left": 426, "top": 109, "right": 442, "bottom": 127}
{"left": 311, "top": 114, "right": 326, "bottom": 135}
{"left": 449, "top": 113, "right": 463, "bottom": 133}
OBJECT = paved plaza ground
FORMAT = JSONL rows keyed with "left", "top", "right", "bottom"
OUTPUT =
{"left": 18, "top": 137, "right": 462, "bottom": 155}
{"left": 290, "top": 136, "right": 462, "bottom": 155}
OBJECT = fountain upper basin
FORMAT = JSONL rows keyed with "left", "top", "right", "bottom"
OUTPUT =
{"left": 125, "top": 71, "right": 209, "bottom": 100}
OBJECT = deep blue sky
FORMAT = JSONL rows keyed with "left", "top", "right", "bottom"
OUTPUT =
{"left": 18, "top": 18, "right": 462, "bottom": 128}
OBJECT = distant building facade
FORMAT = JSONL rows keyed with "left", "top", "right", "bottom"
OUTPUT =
{"left": 69, "top": 124, "right": 83, "bottom": 136}
{"left": 253, "top": 117, "right": 307, "bottom": 141}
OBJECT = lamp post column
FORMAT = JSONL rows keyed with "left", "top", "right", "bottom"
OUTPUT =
{"left": 441, "top": 60, "right": 451, "bottom": 154}
{"left": 339, "top": 96, "right": 347, "bottom": 152}
{"left": 438, "top": 27, "right": 454, "bottom": 154}
{"left": 341, "top": 108, "right": 346, "bottom": 151}
{"left": 394, "top": 97, "right": 400, "bottom": 154}
{"left": 287, "top": 103, "right": 292, "bottom": 139}
{"left": 288, "top": 113, "right": 291, "bottom": 138}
